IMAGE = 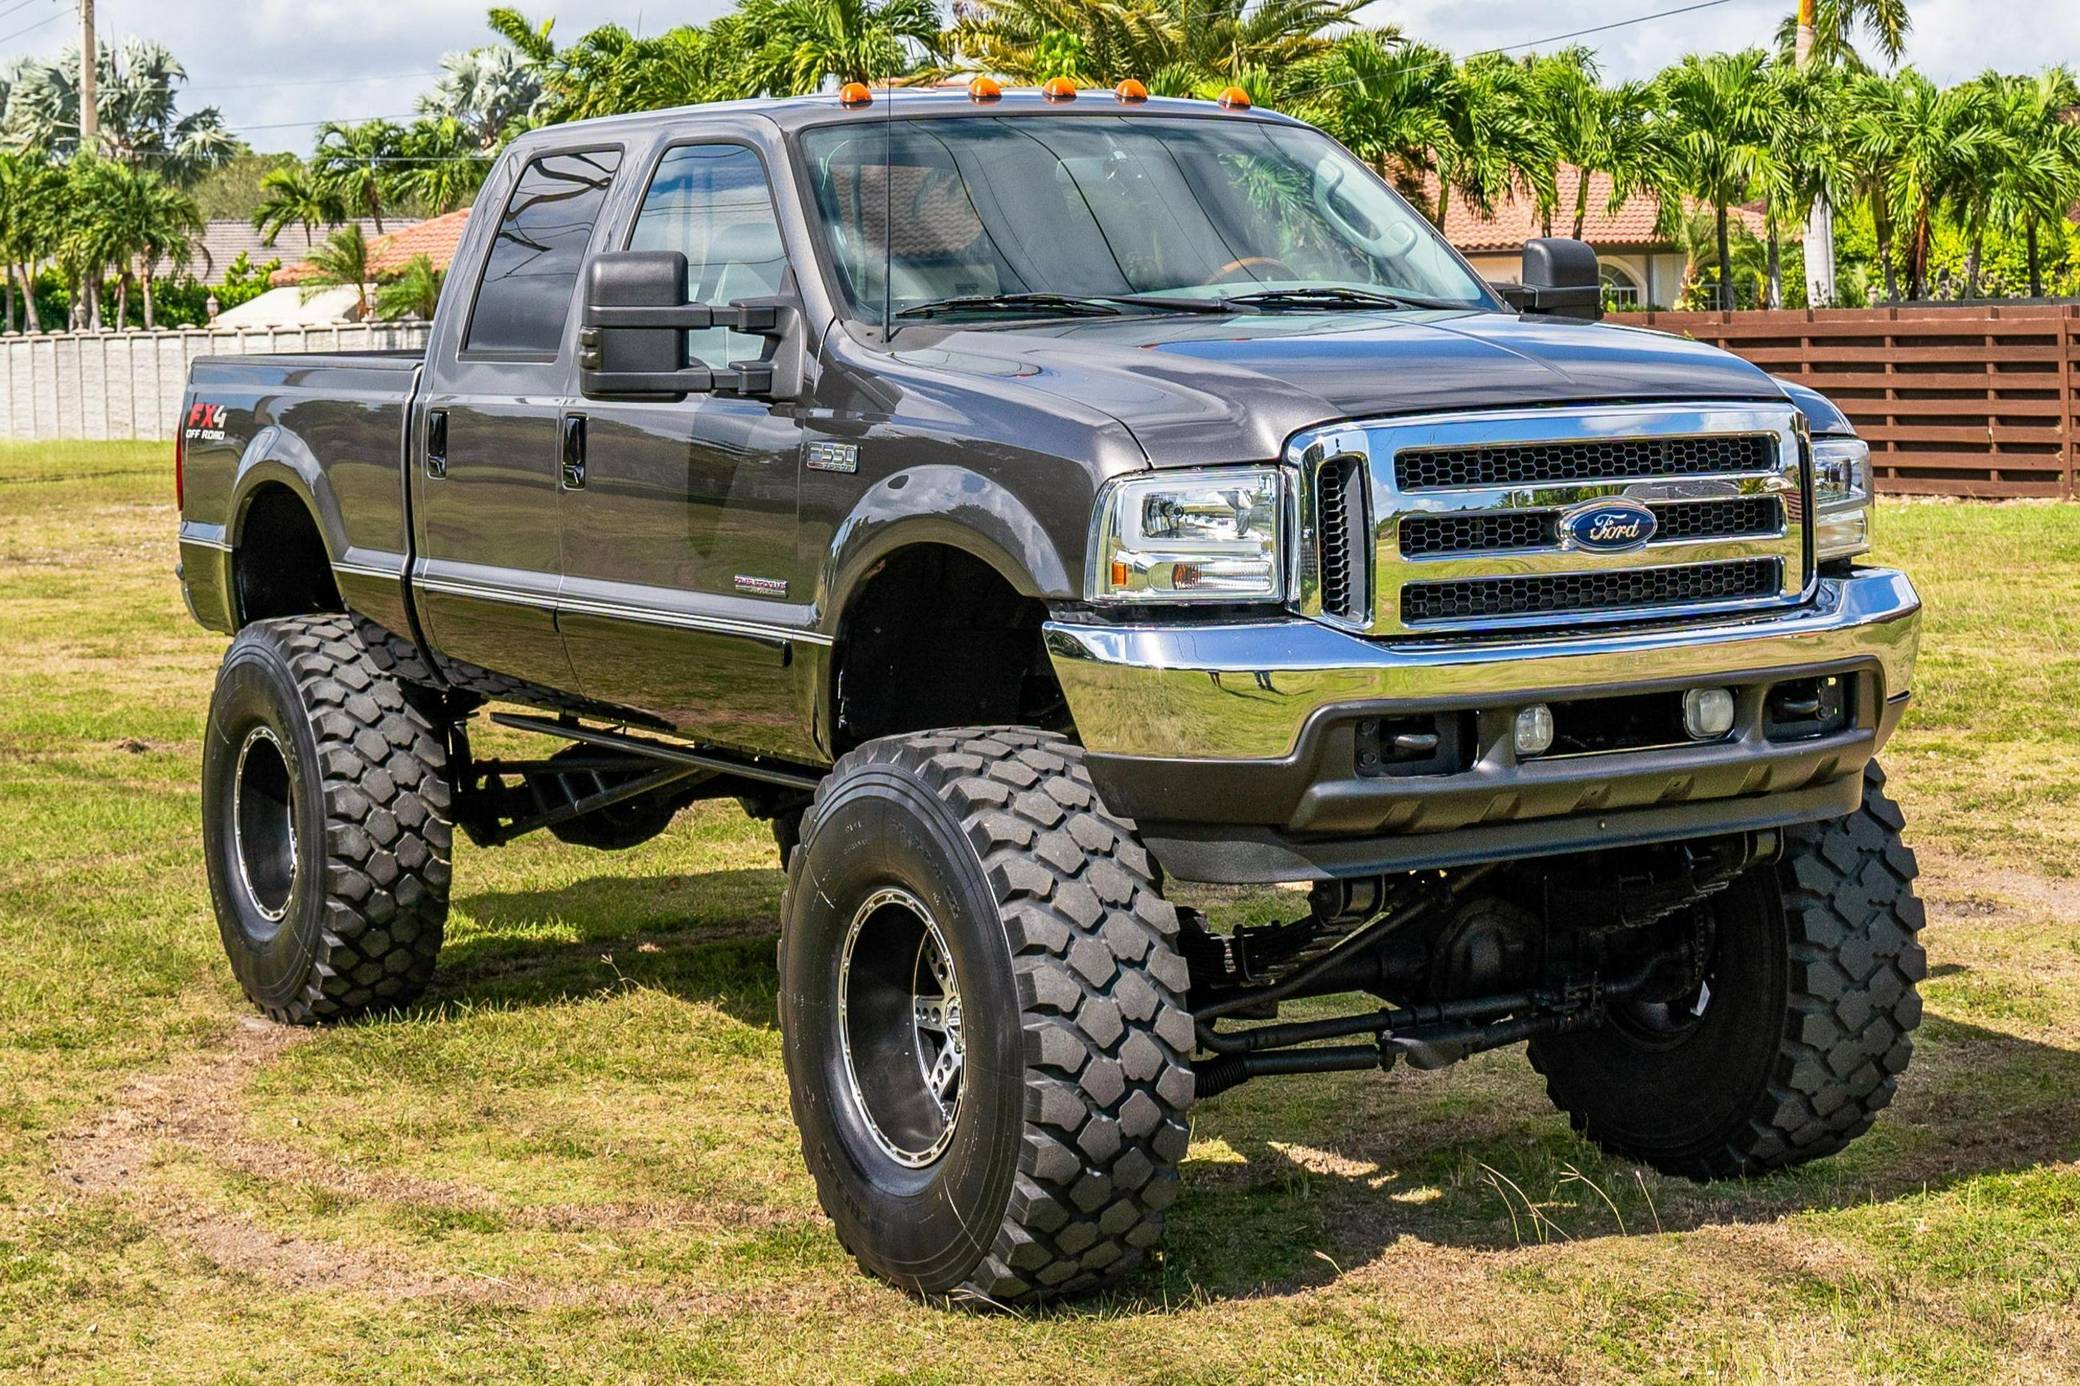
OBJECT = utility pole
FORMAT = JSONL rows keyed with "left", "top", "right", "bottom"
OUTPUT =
{"left": 1797, "top": 0, "right": 1839, "bottom": 308}
{"left": 78, "top": 0, "right": 98, "bottom": 155}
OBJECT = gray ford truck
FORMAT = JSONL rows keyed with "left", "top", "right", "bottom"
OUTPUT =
{"left": 177, "top": 86, "right": 1925, "bottom": 1305}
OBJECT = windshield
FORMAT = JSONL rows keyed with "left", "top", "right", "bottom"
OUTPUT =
{"left": 797, "top": 115, "right": 1494, "bottom": 321}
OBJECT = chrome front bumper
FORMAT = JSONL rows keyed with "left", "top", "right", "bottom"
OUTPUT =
{"left": 1043, "top": 567, "right": 1921, "bottom": 882}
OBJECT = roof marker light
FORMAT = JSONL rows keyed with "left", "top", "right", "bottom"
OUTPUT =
{"left": 1115, "top": 79, "right": 1149, "bottom": 103}
{"left": 968, "top": 75, "right": 1003, "bottom": 102}
{"left": 838, "top": 81, "right": 874, "bottom": 107}
{"left": 1217, "top": 85, "right": 1252, "bottom": 110}
{"left": 1042, "top": 76, "right": 1077, "bottom": 102}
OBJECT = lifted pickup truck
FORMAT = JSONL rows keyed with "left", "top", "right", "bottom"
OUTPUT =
{"left": 178, "top": 85, "right": 1925, "bottom": 1305}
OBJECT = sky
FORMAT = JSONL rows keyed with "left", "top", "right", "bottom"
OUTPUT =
{"left": 0, "top": 0, "right": 2073, "bottom": 155}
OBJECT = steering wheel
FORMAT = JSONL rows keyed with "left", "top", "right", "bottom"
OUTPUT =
{"left": 1208, "top": 256, "right": 1298, "bottom": 285}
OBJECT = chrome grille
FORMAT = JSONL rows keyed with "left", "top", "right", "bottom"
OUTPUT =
{"left": 1287, "top": 404, "right": 1812, "bottom": 636}
{"left": 1402, "top": 558, "right": 1783, "bottom": 624}
{"left": 1395, "top": 433, "right": 1777, "bottom": 491}
{"left": 1314, "top": 456, "right": 1366, "bottom": 620}
{"left": 1399, "top": 495, "right": 1782, "bottom": 557}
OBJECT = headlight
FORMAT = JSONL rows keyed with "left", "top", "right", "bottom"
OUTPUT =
{"left": 1812, "top": 435, "right": 1872, "bottom": 561}
{"left": 1089, "top": 468, "right": 1284, "bottom": 602}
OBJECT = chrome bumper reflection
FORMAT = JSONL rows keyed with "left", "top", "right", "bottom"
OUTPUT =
{"left": 1045, "top": 567, "right": 1920, "bottom": 761}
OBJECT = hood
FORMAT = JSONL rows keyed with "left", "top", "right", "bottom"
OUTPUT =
{"left": 898, "top": 309, "right": 1786, "bottom": 467}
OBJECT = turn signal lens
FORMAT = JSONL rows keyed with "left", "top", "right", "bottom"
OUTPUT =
{"left": 1216, "top": 85, "right": 1252, "bottom": 110}
{"left": 967, "top": 75, "right": 1003, "bottom": 102}
{"left": 838, "top": 81, "right": 873, "bottom": 107}
{"left": 1042, "top": 76, "right": 1077, "bottom": 101}
{"left": 1115, "top": 79, "right": 1149, "bottom": 103}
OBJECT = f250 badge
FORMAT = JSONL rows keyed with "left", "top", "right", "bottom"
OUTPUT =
{"left": 183, "top": 402, "right": 228, "bottom": 443}
{"left": 1561, "top": 498, "right": 1658, "bottom": 552}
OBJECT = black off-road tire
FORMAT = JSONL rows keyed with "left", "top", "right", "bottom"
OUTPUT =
{"left": 1529, "top": 761, "right": 1925, "bottom": 1179}
{"left": 778, "top": 728, "right": 1194, "bottom": 1305}
{"left": 202, "top": 613, "right": 454, "bottom": 1025}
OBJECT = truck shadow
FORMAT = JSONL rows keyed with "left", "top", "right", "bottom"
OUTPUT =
{"left": 442, "top": 869, "right": 787, "bottom": 1031}
{"left": 441, "top": 871, "right": 2078, "bottom": 1311}
{"left": 1147, "top": 1005, "right": 2080, "bottom": 1305}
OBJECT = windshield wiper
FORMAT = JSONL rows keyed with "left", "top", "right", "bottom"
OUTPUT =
{"left": 895, "top": 292, "right": 1123, "bottom": 320}
{"left": 1219, "top": 286, "right": 1470, "bottom": 312}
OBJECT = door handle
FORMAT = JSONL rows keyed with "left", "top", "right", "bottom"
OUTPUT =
{"left": 561, "top": 414, "right": 587, "bottom": 490}
{"left": 425, "top": 408, "right": 447, "bottom": 479}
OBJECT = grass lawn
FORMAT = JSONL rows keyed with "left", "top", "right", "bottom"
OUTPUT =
{"left": 1, "top": 439, "right": 2076, "bottom": 1382}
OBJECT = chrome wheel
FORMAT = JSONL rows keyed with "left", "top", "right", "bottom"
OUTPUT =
{"left": 836, "top": 886, "right": 964, "bottom": 1168}
{"left": 231, "top": 725, "right": 298, "bottom": 926}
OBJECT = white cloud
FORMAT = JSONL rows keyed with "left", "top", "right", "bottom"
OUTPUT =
{"left": 3, "top": 0, "right": 2073, "bottom": 153}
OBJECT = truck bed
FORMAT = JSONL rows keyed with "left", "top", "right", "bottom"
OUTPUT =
{"left": 177, "top": 350, "right": 425, "bottom": 637}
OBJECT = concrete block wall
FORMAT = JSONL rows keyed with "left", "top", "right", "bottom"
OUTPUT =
{"left": 0, "top": 324, "right": 432, "bottom": 443}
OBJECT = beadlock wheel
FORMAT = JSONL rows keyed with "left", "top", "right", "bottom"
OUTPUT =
{"left": 838, "top": 886, "right": 966, "bottom": 1169}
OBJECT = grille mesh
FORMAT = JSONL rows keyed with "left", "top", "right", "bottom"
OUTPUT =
{"left": 1402, "top": 558, "right": 1782, "bottom": 623}
{"left": 1314, "top": 457, "right": 1366, "bottom": 620}
{"left": 1398, "top": 495, "right": 1782, "bottom": 556}
{"left": 1396, "top": 434, "right": 1777, "bottom": 491}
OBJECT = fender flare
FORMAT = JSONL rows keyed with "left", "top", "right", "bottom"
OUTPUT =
{"left": 819, "top": 465, "right": 1074, "bottom": 621}
{"left": 225, "top": 426, "right": 347, "bottom": 563}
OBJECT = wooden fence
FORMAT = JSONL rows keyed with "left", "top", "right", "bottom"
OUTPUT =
{"left": 1639, "top": 304, "right": 2080, "bottom": 498}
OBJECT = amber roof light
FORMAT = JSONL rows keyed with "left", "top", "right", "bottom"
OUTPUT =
{"left": 1115, "top": 79, "right": 1149, "bottom": 103}
{"left": 1042, "top": 76, "right": 1078, "bottom": 102}
{"left": 838, "top": 81, "right": 874, "bottom": 107}
{"left": 1216, "top": 86, "right": 1252, "bottom": 110}
{"left": 968, "top": 75, "right": 1003, "bottom": 102}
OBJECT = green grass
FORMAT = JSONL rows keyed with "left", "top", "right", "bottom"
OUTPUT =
{"left": 2, "top": 441, "right": 2078, "bottom": 1382}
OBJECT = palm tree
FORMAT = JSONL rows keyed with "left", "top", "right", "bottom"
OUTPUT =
{"left": 1675, "top": 205, "right": 1770, "bottom": 308}
{"left": 1578, "top": 79, "right": 1683, "bottom": 243}
{"left": 1851, "top": 70, "right": 2002, "bottom": 299}
{"left": 952, "top": 0, "right": 1361, "bottom": 89}
{"left": 1523, "top": 47, "right": 1602, "bottom": 238}
{"left": 298, "top": 224, "right": 376, "bottom": 320}
{"left": 1758, "top": 63, "right": 1844, "bottom": 306}
{"left": 1982, "top": 68, "right": 2080, "bottom": 298}
{"left": 737, "top": 0, "right": 944, "bottom": 93}
{"left": 1778, "top": 0, "right": 1910, "bottom": 73}
{"left": 419, "top": 45, "right": 542, "bottom": 148}
{"left": 376, "top": 254, "right": 445, "bottom": 322}
{"left": 1302, "top": 34, "right": 1451, "bottom": 207}
{"left": 1658, "top": 50, "right": 1788, "bottom": 310}
{"left": 252, "top": 164, "right": 347, "bottom": 250}
{"left": 397, "top": 118, "right": 491, "bottom": 215}
{"left": 1, "top": 38, "right": 235, "bottom": 183}
{"left": 0, "top": 156, "right": 59, "bottom": 332}
{"left": 486, "top": 11, "right": 747, "bottom": 122}
{"left": 311, "top": 121, "right": 406, "bottom": 235}
{"left": 1434, "top": 53, "right": 1556, "bottom": 233}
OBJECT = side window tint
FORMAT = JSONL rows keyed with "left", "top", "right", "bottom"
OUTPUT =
{"left": 466, "top": 148, "right": 623, "bottom": 355}
{"left": 629, "top": 145, "right": 787, "bottom": 369}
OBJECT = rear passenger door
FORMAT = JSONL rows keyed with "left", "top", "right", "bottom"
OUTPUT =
{"left": 413, "top": 145, "right": 622, "bottom": 700}
{"left": 558, "top": 140, "right": 818, "bottom": 758}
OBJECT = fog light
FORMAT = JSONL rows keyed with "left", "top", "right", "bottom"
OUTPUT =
{"left": 1683, "top": 687, "right": 1736, "bottom": 740}
{"left": 1513, "top": 703, "right": 1554, "bottom": 757}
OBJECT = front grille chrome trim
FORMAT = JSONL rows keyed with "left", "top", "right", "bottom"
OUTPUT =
{"left": 1287, "top": 403, "right": 1812, "bottom": 636}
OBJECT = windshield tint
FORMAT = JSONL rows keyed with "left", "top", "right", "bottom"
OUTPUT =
{"left": 797, "top": 115, "right": 1491, "bottom": 319}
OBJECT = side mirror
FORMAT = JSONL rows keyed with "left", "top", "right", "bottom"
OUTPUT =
{"left": 578, "top": 250, "right": 802, "bottom": 401}
{"left": 1492, "top": 238, "right": 1604, "bottom": 322}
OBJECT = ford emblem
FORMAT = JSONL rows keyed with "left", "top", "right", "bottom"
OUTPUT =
{"left": 1561, "top": 499, "right": 1658, "bottom": 552}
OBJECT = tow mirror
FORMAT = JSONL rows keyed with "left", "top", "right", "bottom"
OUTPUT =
{"left": 578, "top": 250, "right": 803, "bottom": 401}
{"left": 1491, "top": 237, "right": 1604, "bottom": 322}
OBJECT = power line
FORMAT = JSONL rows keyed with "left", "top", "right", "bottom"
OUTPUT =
{"left": 0, "top": 3, "right": 64, "bottom": 48}
{"left": 0, "top": 0, "right": 53, "bottom": 29}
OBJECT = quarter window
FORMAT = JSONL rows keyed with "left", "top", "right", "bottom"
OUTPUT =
{"left": 466, "top": 148, "right": 623, "bottom": 355}
{"left": 629, "top": 144, "right": 788, "bottom": 368}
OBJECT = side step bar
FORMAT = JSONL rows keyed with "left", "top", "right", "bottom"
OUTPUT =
{"left": 489, "top": 713, "right": 825, "bottom": 792}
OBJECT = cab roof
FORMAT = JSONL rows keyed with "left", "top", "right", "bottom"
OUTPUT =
{"left": 522, "top": 85, "right": 1306, "bottom": 143}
